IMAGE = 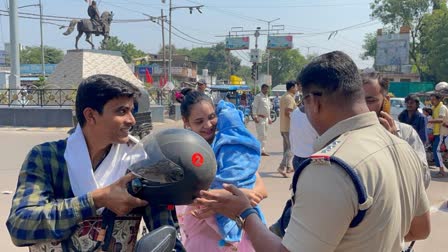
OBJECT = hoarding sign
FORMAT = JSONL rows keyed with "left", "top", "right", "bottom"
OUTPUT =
{"left": 267, "top": 35, "right": 293, "bottom": 50}
{"left": 375, "top": 33, "right": 410, "bottom": 66}
{"left": 225, "top": 37, "right": 250, "bottom": 50}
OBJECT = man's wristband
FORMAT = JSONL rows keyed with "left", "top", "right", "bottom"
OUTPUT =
{"left": 235, "top": 207, "right": 259, "bottom": 229}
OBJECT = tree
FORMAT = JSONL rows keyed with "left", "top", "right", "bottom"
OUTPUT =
{"left": 370, "top": 0, "right": 433, "bottom": 75}
{"left": 20, "top": 46, "right": 64, "bottom": 64}
{"left": 174, "top": 43, "right": 242, "bottom": 80}
{"left": 260, "top": 49, "right": 308, "bottom": 85}
{"left": 100, "top": 36, "right": 146, "bottom": 63}
{"left": 360, "top": 32, "right": 377, "bottom": 61}
{"left": 235, "top": 65, "right": 251, "bottom": 84}
{"left": 419, "top": 3, "right": 448, "bottom": 81}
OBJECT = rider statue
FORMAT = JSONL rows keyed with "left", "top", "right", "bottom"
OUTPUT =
{"left": 87, "top": 1, "right": 103, "bottom": 34}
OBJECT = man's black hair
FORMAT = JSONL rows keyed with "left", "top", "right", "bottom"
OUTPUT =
{"left": 404, "top": 94, "right": 420, "bottom": 107}
{"left": 75, "top": 74, "right": 141, "bottom": 127}
{"left": 286, "top": 80, "right": 297, "bottom": 91}
{"left": 430, "top": 92, "right": 443, "bottom": 100}
{"left": 297, "top": 51, "right": 362, "bottom": 98}
{"left": 261, "top": 84, "right": 269, "bottom": 89}
{"left": 361, "top": 71, "right": 390, "bottom": 95}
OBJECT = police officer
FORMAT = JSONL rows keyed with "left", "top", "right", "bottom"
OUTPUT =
{"left": 195, "top": 51, "right": 430, "bottom": 251}
{"left": 252, "top": 84, "right": 272, "bottom": 156}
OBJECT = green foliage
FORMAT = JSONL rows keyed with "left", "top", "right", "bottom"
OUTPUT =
{"left": 20, "top": 46, "right": 64, "bottom": 64}
{"left": 420, "top": 7, "right": 448, "bottom": 81}
{"left": 100, "top": 36, "right": 146, "bottom": 63}
{"left": 260, "top": 49, "right": 308, "bottom": 85}
{"left": 360, "top": 32, "right": 377, "bottom": 60}
{"left": 33, "top": 76, "right": 46, "bottom": 88}
{"left": 173, "top": 42, "right": 241, "bottom": 80}
{"left": 235, "top": 65, "right": 251, "bottom": 84}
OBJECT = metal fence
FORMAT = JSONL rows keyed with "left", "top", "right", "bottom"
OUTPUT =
{"left": 0, "top": 88, "right": 77, "bottom": 107}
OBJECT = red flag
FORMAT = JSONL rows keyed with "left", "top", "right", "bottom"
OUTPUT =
{"left": 145, "top": 68, "right": 153, "bottom": 84}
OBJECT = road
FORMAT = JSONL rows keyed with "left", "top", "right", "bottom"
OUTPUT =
{"left": 0, "top": 120, "right": 446, "bottom": 251}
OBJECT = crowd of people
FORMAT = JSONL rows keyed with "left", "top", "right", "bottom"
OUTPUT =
{"left": 5, "top": 51, "right": 438, "bottom": 252}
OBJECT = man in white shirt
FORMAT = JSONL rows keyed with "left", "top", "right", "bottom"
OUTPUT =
{"left": 289, "top": 105, "right": 318, "bottom": 171}
{"left": 252, "top": 84, "right": 272, "bottom": 156}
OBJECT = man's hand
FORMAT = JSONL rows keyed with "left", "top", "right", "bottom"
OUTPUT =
{"left": 254, "top": 117, "right": 259, "bottom": 123}
{"left": 91, "top": 173, "right": 148, "bottom": 216}
{"left": 195, "top": 184, "right": 252, "bottom": 219}
{"left": 268, "top": 118, "right": 273, "bottom": 124}
{"left": 379, "top": 111, "right": 398, "bottom": 135}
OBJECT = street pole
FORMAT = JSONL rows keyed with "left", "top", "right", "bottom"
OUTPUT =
{"left": 168, "top": 0, "right": 172, "bottom": 84}
{"left": 39, "top": 0, "right": 45, "bottom": 78}
{"left": 259, "top": 18, "right": 280, "bottom": 76}
{"left": 9, "top": 0, "right": 20, "bottom": 89}
{"left": 161, "top": 9, "right": 166, "bottom": 83}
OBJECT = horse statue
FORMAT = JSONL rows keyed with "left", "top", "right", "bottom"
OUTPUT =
{"left": 63, "top": 11, "right": 113, "bottom": 50}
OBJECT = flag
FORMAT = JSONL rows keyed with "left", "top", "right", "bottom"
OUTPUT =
{"left": 145, "top": 68, "right": 153, "bottom": 84}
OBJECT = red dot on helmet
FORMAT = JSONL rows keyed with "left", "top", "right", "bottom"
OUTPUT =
{"left": 192, "top": 152, "right": 204, "bottom": 167}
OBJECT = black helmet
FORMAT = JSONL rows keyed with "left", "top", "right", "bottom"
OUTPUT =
{"left": 127, "top": 128, "right": 217, "bottom": 205}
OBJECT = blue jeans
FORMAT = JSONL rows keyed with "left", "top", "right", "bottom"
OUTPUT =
{"left": 433, "top": 135, "right": 443, "bottom": 167}
{"left": 292, "top": 155, "right": 308, "bottom": 172}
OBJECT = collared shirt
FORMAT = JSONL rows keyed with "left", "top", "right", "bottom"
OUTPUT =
{"left": 432, "top": 102, "right": 448, "bottom": 135}
{"left": 398, "top": 110, "right": 427, "bottom": 143}
{"left": 279, "top": 92, "right": 296, "bottom": 132}
{"left": 6, "top": 139, "right": 185, "bottom": 251}
{"left": 289, "top": 107, "right": 318, "bottom": 157}
{"left": 283, "top": 112, "right": 429, "bottom": 252}
{"left": 252, "top": 92, "right": 271, "bottom": 117}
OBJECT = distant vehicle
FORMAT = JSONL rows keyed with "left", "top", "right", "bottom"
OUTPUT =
{"left": 390, "top": 97, "right": 424, "bottom": 121}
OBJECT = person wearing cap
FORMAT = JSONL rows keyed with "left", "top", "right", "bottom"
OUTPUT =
{"left": 195, "top": 51, "right": 430, "bottom": 252}
{"left": 398, "top": 94, "right": 427, "bottom": 143}
{"left": 252, "top": 84, "right": 272, "bottom": 156}
{"left": 197, "top": 79, "right": 207, "bottom": 93}
{"left": 6, "top": 75, "right": 185, "bottom": 251}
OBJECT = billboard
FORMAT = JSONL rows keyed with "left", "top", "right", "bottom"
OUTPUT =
{"left": 267, "top": 35, "right": 293, "bottom": 50}
{"left": 20, "top": 64, "right": 57, "bottom": 75}
{"left": 225, "top": 37, "right": 250, "bottom": 50}
{"left": 375, "top": 33, "right": 410, "bottom": 67}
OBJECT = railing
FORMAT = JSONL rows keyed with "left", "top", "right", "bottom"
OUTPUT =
{"left": 0, "top": 88, "right": 77, "bottom": 107}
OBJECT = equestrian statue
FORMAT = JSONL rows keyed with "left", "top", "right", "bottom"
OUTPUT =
{"left": 63, "top": 1, "right": 113, "bottom": 50}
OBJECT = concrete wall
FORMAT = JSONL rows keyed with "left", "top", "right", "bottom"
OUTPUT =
{"left": 0, "top": 107, "right": 73, "bottom": 127}
{"left": 150, "top": 105, "right": 164, "bottom": 123}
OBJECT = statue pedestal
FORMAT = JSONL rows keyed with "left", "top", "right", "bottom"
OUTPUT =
{"left": 47, "top": 49, "right": 150, "bottom": 112}
{"left": 47, "top": 50, "right": 142, "bottom": 88}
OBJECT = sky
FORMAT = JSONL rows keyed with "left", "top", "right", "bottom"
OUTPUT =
{"left": 0, "top": 0, "right": 383, "bottom": 69}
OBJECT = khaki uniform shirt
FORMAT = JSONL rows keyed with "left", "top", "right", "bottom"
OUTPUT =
{"left": 252, "top": 92, "right": 271, "bottom": 118}
{"left": 282, "top": 112, "right": 429, "bottom": 252}
{"left": 280, "top": 93, "right": 296, "bottom": 132}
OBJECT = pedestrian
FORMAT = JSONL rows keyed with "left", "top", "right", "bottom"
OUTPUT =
{"left": 194, "top": 51, "right": 430, "bottom": 252}
{"left": 6, "top": 75, "right": 185, "bottom": 251}
{"left": 422, "top": 107, "right": 433, "bottom": 144}
{"left": 398, "top": 94, "right": 427, "bottom": 143}
{"left": 361, "top": 71, "right": 431, "bottom": 188}
{"left": 176, "top": 91, "right": 267, "bottom": 251}
{"left": 427, "top": 93, "right": 448, "bottom": 177}
{"left": 252, "top": 84, "right": 272, "bottom": 156}
{"left": 277, "top": 80, "right": 298, "bottom": 177}
{"left": 197, "top": 79, "right": 207, "bottom": 93}
{"left": 289, "top": 104, "right": 318, "bottom": 171}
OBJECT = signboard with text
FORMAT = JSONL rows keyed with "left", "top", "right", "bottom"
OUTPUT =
{"left": 225, "top": 37, "right": 250, "bottom": 50}
{"left": 267, "top": 36, "right": 293, "bottom": 50}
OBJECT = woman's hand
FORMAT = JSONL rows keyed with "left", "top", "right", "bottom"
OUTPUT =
{"left": 240, "top": 188, "right": 264, "bottom": 206}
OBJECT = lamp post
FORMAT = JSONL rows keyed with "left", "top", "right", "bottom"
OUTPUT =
{"left": 167, "top": 0, "right": 203, "bottom": 84}
{"left": 18, "top": 1, "right": 45, "bottom": 78}
{"left": 257, "top": 18, "right": 280, "bottom": 76}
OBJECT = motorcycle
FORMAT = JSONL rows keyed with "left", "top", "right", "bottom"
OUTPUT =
{"left": 135, "top": 226, "right": 177, "bottom": 252}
